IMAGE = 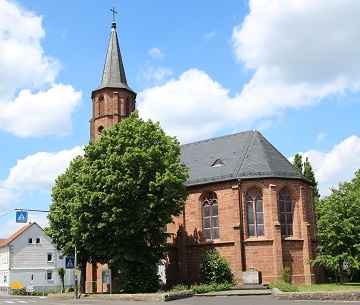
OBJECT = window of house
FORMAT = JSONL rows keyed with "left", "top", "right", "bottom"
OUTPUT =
{"left": 246, "top": 188, "right": 264, "bottom": 237}
{"left": 47, "top": 271, "right": 52, "bottom": 280}
{"left": 36, "top": 238, "right": 41, "bottom": 244}
{"left": 47, "top": 253, "right": 53, "bottom": 262}
{"left": 279, "top": 189, "right": 293, "bottom": 236}
{"left": 28, "top": 238, "right": 33, "bottom": 244}
{"left": 202, "top": 192, "right": 219, "bottom": 240}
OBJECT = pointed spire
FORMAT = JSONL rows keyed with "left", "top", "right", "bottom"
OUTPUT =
{"left": 95, "top": 21, "right": 134, "bottom": 93}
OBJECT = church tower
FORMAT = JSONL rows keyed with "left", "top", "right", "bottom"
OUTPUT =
{"left": 90, "top": 20, "right": 136, "bottom": 141}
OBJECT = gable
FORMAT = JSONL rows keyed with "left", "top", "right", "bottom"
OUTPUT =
{"left": 180, "top": 130, "right": 306, "bottom": 186}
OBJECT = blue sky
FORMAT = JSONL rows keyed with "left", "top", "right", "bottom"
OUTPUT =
{"left": 0, "top": 0, "right": 359, "bottom": 238}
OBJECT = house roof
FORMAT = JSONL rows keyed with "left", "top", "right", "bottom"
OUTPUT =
{"left": 92, "top": 21, "right": 135, "bottom": 96}
{"left": 0, "top": 222, "right": 41, "bottom": 247}
{"left": 180, "top": 130, "right": 307, "bottom": 186}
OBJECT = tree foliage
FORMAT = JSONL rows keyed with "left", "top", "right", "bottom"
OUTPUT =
{"left": 46, "top": 111, "right": 189, "bottom": 292}
{"left": 292, "top": 153, "right": 319, "bottom": 198}
{"left": 310, "top": 169, "right": 360, "bottom": 283}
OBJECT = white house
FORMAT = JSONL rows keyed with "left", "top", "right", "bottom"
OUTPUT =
{"left": 0, "top": 222, "right": 75, "bottom": 294}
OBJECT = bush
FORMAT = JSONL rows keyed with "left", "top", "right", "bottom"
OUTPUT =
{"left": 280, "top": 267, "right": 292, "bottom": 284}
{"left": 200, "top": 249, "right": 234, "bottom": 285}
{"left": 169, "top": 284, "right": 189, "bottom": 292}
{"left": 191, "top": 282, "right": 233, "bottom": 294}
{"left": 268, "top": 281, "right": 299, "bottom": 292}
{"left": 118, "top": 262, "right": 160, "bottom": 293}
{"left": 12, "top": 289, "right": 55, "bottom": 296}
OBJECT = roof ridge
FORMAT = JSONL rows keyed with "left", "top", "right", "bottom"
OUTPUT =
{"left": 254, "top": 130, "right": 272, "bottom": 172}
{"left": 232, "top": 130, "right": 255, "bottom": 179}
{"left": 181, "top": 130, "right": 253, "bottom": 147}
{"left": 0, "top": 222, "right": 40, "bottom": 247}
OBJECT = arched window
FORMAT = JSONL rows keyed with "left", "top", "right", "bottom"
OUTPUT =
{"left": 246, "top": 188, "right": 264, "bottom": 237}
{"left": 99, "top": 96, "right": 105, "bottom": 116}
{"left": 202, "top": 192, "right": 219, "bottom": 240}
{"left": 279, "top": 189, "right": 293, "bottom": 236}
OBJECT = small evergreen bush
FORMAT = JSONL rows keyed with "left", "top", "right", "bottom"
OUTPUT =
{"left": 199, "top": 249, "right": 234, "bottom": 285}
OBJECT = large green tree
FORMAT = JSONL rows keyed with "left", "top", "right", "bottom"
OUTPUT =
{"left": 46, "top": 111, "right": 188, "bottom": 292}
{"left": 310, "top": 169, "right": 360, "bottom": 283}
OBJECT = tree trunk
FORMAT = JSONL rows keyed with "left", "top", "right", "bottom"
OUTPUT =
{"left": 80, "top": 259, "right": 87, "bottom": 294}
{"left": 339, "top": 261, "right": 344, "bottom": 284}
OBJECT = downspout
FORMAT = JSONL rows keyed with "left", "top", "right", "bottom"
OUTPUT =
{"left": 238, "top": 179, "right": 246, "bottom": 271}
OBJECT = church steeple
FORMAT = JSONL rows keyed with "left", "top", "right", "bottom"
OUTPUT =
{"left": 94, "top": 21, "right": 135, "bottom": 94}
{"left": 90, "top": 15, "right": 136, "bottom": 141}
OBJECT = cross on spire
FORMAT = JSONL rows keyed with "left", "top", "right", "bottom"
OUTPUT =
{"left": 110, "top": 7, "right": 117, "bottom": 22}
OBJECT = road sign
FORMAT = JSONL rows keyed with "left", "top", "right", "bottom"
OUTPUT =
{"left": 65, "top": 257, "right": 75, "bottom": 269}
{"left": 74, "top": 269, "right": 79, "bottom": 275}
{"left": 15, "top": 211, "right": 28, "bottom": 223}
{"left": 10, "top": 282, "right": 23, "bottom": 289}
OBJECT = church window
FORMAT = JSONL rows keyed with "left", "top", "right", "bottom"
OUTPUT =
{"left": 279, "top": 189, "right": 293, "bottom": 236}
{"left": 246, "top": 188, "right": 264, "bottom": 237}
{"left": 202, "top": 192, "right": 219, "bottom": 240}
{"left": 125, "top": 97, "right": 130, "bottom": 116}
{"left": 99, "top": 96, "right": 105, "bottom": 116}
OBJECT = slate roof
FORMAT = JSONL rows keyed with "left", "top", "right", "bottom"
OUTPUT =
{"left": 180, "top": 130, "right": 306, "bottom": 186}
{"left": 0, "top": 222, "right": 40, "bottom": 247}
{"left": 93, "top": 22, "right": 135, "bottom": 95}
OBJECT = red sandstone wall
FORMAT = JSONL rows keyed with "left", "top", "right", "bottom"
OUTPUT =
{"left": 167, "top": 178, "right": 319, "bottom": 286}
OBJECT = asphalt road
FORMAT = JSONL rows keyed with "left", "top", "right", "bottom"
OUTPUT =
{"left": 1, "top": 295, "right": 359, "bottom": 305}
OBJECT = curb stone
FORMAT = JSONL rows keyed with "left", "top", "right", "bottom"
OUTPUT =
{"left": 47, "top": 290, "right": 194, "bottom": 302}
{"left": 272, "top": 288, "right": 360, "bottom": 301}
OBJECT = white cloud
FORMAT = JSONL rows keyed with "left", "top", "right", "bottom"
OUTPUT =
{"left": 0, "top": 188, "right": 19, "bottom": 213}
{"left": 148, "top": 48, "right": 163, "bottom": 60}
{"left": 316, "top": 132, "right": 326, "bottom": 142}
{"left": 138, "top": 65, "right": 173, "bottom": 86}
{"left": 0, "top": 0, "right": 82, "bottom": 137}
{"left": 231, "top": 0, "right": 360, "bottom": 111}
{"left": 204, "top": 31, "right": 216, "bottom": 42}
{"left": 291, "top": 136, "right": 360, "bottom": 197}
{"left": 138, "top": 69, "right": 232, "bottom": 142}
{"left": 0, "top": 84, "right": 82, "bottom": 137}
{"left": 2, "top": 146, "right": 84, "bottom": 193}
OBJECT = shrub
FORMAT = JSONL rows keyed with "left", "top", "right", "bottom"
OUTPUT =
{"left": 268, "top": 281, "right": 299, "bottom": 292}
{"left": 200, "top": 249, "right": 234, "bottom": 285}
{"left": 118, "top": 262, "right": 160, "bottom": 293}
{"left": 191, "top": 282, "right": 233, "bottom": 294}
{"left": 12, "top": 289, "right": 55, "bottom": 296}
{"left": 170, "top": 284, "right": 189, "bottom": 292}
{"left": 280, "top": 266, "right": 292, "bottom": 284}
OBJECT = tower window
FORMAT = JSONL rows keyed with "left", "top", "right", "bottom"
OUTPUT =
{"left": 202, "top": 192, "right": 219, "bottom": 240}
{"left": 246, "top": 188, "right": 264, "bottom": 237}
{"left": 98, "top": 126, "right": 104, "bottom": 134}
{"left": 279, "top": 189, "right": 293, "bottom": 236}
{"left": 99, "top": 96, "right": 105, "bottom": 116}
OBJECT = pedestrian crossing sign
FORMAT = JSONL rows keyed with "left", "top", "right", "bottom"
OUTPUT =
{"left": 16, "top": 211, "right": 28, "bottom": 223}
{"left": 65, "top": 257, "right": 75, "bottom": 269}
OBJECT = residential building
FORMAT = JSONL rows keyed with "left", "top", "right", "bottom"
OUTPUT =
{"left": 0, "top": 222, "right": 74, "bottom": 294}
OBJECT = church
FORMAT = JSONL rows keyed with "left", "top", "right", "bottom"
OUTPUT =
{"left": 85, "top": 19, "right": 321, "bottom": 292}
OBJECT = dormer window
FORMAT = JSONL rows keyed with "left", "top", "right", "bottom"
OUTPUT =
{"left": 211, "top": 159, "right": 225, "bottom": 167}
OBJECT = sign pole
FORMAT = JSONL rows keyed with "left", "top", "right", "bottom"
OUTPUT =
{"left": 74, "top": 247, "right": 78, "bottom": 299}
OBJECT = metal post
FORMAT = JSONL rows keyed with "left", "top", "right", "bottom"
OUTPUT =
{"left": 74, "top": 247, "right": 78, "bottom": 299}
